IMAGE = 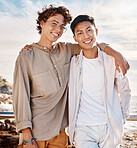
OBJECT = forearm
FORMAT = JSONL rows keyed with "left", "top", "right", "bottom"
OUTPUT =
{"left": 97, "top": 42, "right": 118, "bottom": 57}
{"left": 98, "top": 43, "right": 130, "bottom": 75}
{"left": 103, "top": 45, "right": 120, "bottom": 58}
{"left": 22, "top": 128, "right": 33, "bottom": 140}
{"left": 97, "top": 42, "right": 121, "bottom": 58}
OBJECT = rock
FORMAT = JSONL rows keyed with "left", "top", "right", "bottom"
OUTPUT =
{"left": 0, "top": 77, "right": 13, "bottom": 112}
{"left": 0, "top": 76, "right": 12, "bottom": 95}
{"left": 0, "top": 119, "right": 19, "bottom": 147}
{"left": 0, "top": 93, "right": 13, "bottom": 111}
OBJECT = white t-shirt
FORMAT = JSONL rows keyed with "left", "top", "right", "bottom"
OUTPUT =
{"left": 77, "top": 56, "right": 107, "bottom": 126}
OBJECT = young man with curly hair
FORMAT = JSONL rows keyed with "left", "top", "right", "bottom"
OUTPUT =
{"left": 13, "top": 5, "right": 129, "bottom": 148}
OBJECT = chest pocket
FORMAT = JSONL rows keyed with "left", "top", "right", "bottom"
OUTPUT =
{"left": 33, "top": 71, "right": 57, "bottom": 97}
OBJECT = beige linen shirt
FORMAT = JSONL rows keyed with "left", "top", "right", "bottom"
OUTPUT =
{"left": 13, "top": 42, "right": 80, "bottom": 141}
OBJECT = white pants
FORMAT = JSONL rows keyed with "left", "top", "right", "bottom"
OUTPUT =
{"left": 74, "top": 124, "right": 119, "bottom": 148}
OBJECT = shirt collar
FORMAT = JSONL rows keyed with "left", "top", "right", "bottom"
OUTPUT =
{"left": 79, "top": 46, "right": 103, "bottom": 63}
{"left": 32, "top": 42, "right": 57, "bottom": 53}
{"left": 97, "top": 46, "right": 103, "bottom": 62}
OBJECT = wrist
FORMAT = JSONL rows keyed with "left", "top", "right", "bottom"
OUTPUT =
{"left": 22, "top": 128, "right": 32, "bottom": 140}
{"left": 22, "top": 138, "right": 36, "bottom": 145}
{"left": 112, "top": 50, "right": 121, "bottom": 59}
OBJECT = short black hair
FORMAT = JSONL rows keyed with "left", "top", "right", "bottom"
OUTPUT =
{"left": 70, "top": 15, "right": 96, "bottom": 35}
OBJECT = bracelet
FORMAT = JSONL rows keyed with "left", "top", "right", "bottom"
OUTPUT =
{"left": 22, "top": 138, "right": 35, "bottom": 145}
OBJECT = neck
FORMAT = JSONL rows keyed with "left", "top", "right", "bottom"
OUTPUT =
{"left": 37, "top": 36, "right": 53, "bottom": 50}
{"left": 83, "top": 46, "right": 98, "bottom": 59}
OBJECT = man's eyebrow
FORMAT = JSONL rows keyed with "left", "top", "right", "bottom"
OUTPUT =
{"left": 76, "top": 26, "right": 91, "bottom": 33}
{"left": 86, "top": 26, "right": 92, "bottom": 29}
{"left": 76, "top": 29, "right": 82, "bottom": 33}
{"left": 52, "top": 20, "right": 58, "bottom": 23}
{"left": 52, "top": 20, "right": 65, "bottom": 25}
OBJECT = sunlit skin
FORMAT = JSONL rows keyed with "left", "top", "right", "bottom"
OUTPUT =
{"left": 73, "top": 21, "right": 99, "bottom": 59}
{"left": 38, "top": 14, "right": 65, "bottom": 50}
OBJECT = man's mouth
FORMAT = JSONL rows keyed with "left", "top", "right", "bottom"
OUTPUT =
{"left": 83, "top": 39, "right": 92, "bottom": 44}
{"left": 52, "top": 32, "right": 59, "bottom": 37}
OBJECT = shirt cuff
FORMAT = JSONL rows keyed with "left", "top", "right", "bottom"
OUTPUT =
{"left": 16, "top": 120, "right": 32, "bottom": 133}
{"left": 97, "top": 42, "right": 109, "bottom": 52}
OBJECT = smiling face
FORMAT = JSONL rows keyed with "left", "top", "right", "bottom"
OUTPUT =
{"left": 73, "top": 21, "right": 98, "bottom": 50}
{"left": 40, "top": 14, "right": 65, "bottom": 44}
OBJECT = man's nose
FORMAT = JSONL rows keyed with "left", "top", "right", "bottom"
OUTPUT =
{"left": 83, "top": 32, "right": 90, "bottom": 38}
{"left": 55, "top": 25, "right": 62, "bottom": 33}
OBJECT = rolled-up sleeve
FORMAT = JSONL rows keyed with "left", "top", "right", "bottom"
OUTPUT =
{"left": 65, "top": 43, "right": 81, "bottom": 56}
{"left": 115, "top": 69, "right": 131, "bottom": 121}
{"left": 13, "top": 54, "right": 32, "bottom": 132}
{"left": 68, "top": 42, "right": 109, "bottom": 56}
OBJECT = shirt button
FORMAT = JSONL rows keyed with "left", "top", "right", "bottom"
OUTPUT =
{"left": 55, "top": 65, "right": 57, "bottom": 67}
{"left": 59, "top": 77, "right": 61, "bottom": 80}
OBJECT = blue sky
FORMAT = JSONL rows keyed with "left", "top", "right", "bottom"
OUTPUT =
{"left": 0, "top": 0, "right": 137, "bottom": 95}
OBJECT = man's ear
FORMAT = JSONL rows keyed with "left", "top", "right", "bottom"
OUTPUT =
{"left": 73, "top": 35, "right": 78, "bottom": 42}
{"left": 96, "top": 28, "right": 98, "bottom": 36}
{"left": 40, "top": 21, "right": 44, "bottom": 27}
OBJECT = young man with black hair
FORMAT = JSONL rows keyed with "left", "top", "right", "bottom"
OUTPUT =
{"left": 69, "top": 15, "right": 131, "bottom": 148}
{"left": 13, "top": 5, "right": 129, "bottom": 148}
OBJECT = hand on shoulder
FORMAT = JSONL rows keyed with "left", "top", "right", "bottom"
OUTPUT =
{"left": 20, "top": 44, "right": 33, "bottom": 53}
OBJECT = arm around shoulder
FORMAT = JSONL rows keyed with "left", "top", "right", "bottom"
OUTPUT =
{"left": 67, "top": 42, "right": 81, "bottom": 56}
{"left": 97, "top": 43, "right": 130, "bottom": 76}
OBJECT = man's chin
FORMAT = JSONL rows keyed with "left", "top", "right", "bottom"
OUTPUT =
{"left": 82, "top": 45, "right": 97, "bottom": 50}
{"left": 51, "top": 38, "right": 59, "bottom": 42}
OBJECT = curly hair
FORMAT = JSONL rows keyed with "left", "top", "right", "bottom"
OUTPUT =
{"left": 36, "top": 5, "right": 72, "bottom": 34}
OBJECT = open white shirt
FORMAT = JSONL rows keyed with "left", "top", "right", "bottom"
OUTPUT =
{"left": 77, "top": 56, "right": 107, "bottom": 126}
{"left": 68, "top": 47, "right": 131, "bottom": 146}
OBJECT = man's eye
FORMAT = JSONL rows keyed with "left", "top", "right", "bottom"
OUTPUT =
{"left": 52, "top": 22, "right": 57, "bottom": 26}
{"left": 60, "top": 25, "right": 66, "bottom": 30}
{"left": 77, "top": 32, "right": 82, "bottom": 35}
{"left": 87, "top": 29, "right": 92, "bottom": 32}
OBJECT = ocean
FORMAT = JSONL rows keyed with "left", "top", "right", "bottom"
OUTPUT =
{"left": 124, "top": 95, "right": 137, "bottom": 133}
